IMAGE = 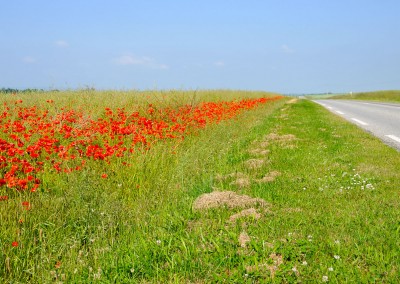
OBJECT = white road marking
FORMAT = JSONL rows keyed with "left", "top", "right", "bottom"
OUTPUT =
{"left": 385, "top": 135, "right": 400, "bottom": 144}
{"left": 351, "top": 118, "right": 368, "bottom": 126}
{"left": 335, "top": 111, "right": 345, "bottom": 115}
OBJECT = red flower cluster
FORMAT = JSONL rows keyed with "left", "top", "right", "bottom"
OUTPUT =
{"left": 0, "top": 96, "right": 282, "bottom": 193}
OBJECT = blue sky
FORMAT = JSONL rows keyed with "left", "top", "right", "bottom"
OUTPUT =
{"left": 1, "top": 0, "right": 399, "bottom": 94}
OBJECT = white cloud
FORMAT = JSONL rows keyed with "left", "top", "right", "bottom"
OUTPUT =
{"left": 55, "top": 40, "right": 68, "bottom": 47}
{"left": 113, "top": 54, "right": 168, "bottom": 70}
{"left": 281, "top": 44, "right": 294, "bottom": 54}
{"left": 214, "top": 60, "right": 225, "bottom": 67}
{"left": 22, "top": 56, "right": 37, "bottom": 63}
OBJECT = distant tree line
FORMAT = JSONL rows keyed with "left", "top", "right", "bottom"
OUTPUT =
{"left": 0, "top": 88, "right": 49, "bottom": 93}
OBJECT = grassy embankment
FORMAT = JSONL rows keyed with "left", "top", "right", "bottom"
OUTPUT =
{"left": 0, "top": 91, "right": 399, "bottom": 283}
{"left": 330, "top": 90, "right": 400, "bottom": 103}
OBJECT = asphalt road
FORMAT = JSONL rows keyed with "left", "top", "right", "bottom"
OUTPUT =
{"left": 313, "top": 100, "right": 400, "bottom": 151}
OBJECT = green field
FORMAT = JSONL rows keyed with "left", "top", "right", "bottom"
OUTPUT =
{"left": 0, "top": 91, "right": 399, "bottom": 283}
{"left": 329, "top": 90, "right": 400, "bottom": 103}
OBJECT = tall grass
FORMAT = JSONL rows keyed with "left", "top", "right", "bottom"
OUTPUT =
{"left": 0, "top": 90, "right": 283, "bottom": 283}
{"left": 1, "top": 91, "right": 399, "bottom": 283}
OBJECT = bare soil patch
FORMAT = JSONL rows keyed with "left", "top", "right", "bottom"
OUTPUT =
{"left": 192, "top": 191, "right": 267, "bottom": 211}
{"left": 230, "top": 177, "right": 251, "bottom": 188}
{"left": 244, "top": 159, "right": 265, "bottom": 169}
{"left": 248, "top": 148, "right": 270, "bottom": 156}
{"left": 229, "top": 208, "right": 261, "bottom": 223}
{"left": 238, "top": 231, "right": 251, "bottom": 248}
{"left": 286, "top": 98, "right": 298, "bottom": 104}
{"left": 256, "top": 171, "right": 281, "bottom": 183}
{"left": 265, "top": 133, "right": 297, "bottom": 142}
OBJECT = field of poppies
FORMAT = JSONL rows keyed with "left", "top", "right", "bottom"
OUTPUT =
{"left": 0, "top": 92, "right": 281, "bottom": 195}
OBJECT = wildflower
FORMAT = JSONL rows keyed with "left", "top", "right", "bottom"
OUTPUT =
{"left": 334, "top": 255, "right": 340, "bottom": 260}
{"left": 101, "top": 173, "right": 108, "bottom": 179}
{"left": 366, "top": 183, "right": 374, "bottom": 189}
{"left": 328, "top": 267, "right": 334, "bottom": 271}
{"left": 12, "top": 241, "right": 18, "bottom": 247}
{"left": 55, "top": 261, "right": 61, "bottom": 269}
{"left": 156, "top": 240, "right": 161, "bottom": 245}
{"left": 22, "top": 201, "right": 31, "bottom": 210}
{"left": 302, "top": 261, "right": 308, "bottom": 266}
{"left": 322, "top": 275, "right": 329, "bottom": 282}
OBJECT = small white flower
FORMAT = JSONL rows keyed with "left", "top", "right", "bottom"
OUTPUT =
{"left": 302, "top": 261, "right": 308, "bottom": 266}
{"left": 328, "top": 267, "right": 334, "bottom": 271}
{"left": 117, "top": 184, "right": 122, "bottom": 187}
{"left": 322, "top": 275, "right": 329, "bottom": 282}
{"left": 244, "top": 273, "right": 249, "bottom": 278}
{"left": 292, "top": 267, "right": 298, "bottom": 273}
{"left": 156, "top": 239, "right": 161, "bottom": 245}
{"left": 334, "top": 255, "right": 340, "bottom": 260}
{"left": 334, "top": 240, "right": 340, "bottom": 244}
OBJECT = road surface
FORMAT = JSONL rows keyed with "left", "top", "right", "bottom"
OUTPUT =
{"left": 313, "top": 100, "right": 400, "bottom": 151}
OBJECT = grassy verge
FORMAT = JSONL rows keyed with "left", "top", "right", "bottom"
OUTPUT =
{"left": 329, "top": 90, "right": 400, "bottom": 103}
{"left": 1, "top": 93, "right": 399, "bottom": 283}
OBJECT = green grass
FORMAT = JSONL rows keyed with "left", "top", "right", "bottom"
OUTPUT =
{"left": 329, "top": 90, "right": 400, "bottom": 103}
{"left": 1, "top": 92, "right": 399, "bottom": 283}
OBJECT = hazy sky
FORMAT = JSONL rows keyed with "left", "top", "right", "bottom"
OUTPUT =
{"left": 1, "top": 0, "right": 399, "bottom": 93}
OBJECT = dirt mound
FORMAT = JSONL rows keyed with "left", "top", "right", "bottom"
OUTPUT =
{"left": 238, "top": 231, "right": 251, "bottom": 247}
{"left": 230, "top": 177, "right": 251, "bottom": 188}
{"left": 248, "top": 148, "right": 270, "bottom": 156}
{"left": 265, "top": 133, "right": 297, "bottom": 142}
{"left": 192, "top": 191, "right": 267, "bottom": 211}
{"left": 245, "top": 159, "right": 265, "bottom": 169}
{"left": 286, "top": 98, "right": 298, "bottom": 104}
{"left": 256, "top": 171, "right": 281, "bottom": 183}
{"left": 229, "top": 208, "right": 261, "bottom": 222}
